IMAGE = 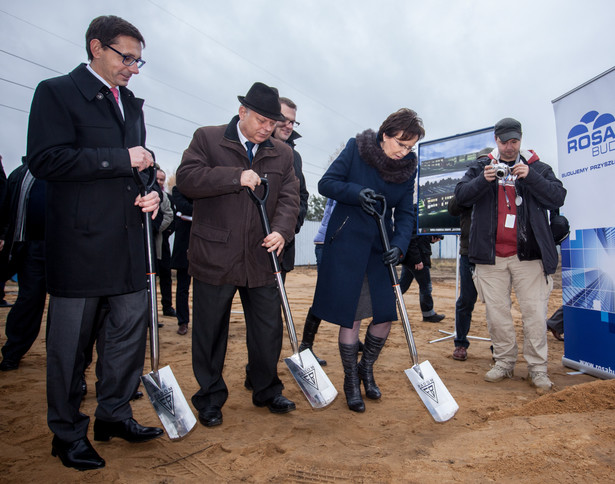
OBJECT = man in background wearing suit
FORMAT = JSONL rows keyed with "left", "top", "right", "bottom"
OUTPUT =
{"left": 27, "top": 15, "right": 163, "bottom": 471}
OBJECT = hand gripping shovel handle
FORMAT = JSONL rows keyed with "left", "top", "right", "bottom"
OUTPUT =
{"left": 133, "top": 168, "right": 198, "bottom": 439}
{"left": 247, "top": 178, "right": 300, "bottom": 356}
{"left": 132, "top": 167, "right": 160, "bottom": 374}
{"left": 365, "top": 194, "right": 422, "bottom": 378}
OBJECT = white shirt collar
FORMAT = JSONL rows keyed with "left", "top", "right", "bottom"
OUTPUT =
{"left": 86, "top": 64, "right": 124, "bottom": 118}
{"left": 236, "top": 122, "right": 258, "bottom": 157}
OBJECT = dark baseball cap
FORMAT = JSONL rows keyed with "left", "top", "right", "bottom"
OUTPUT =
{"left": 494, "top": 117, "right": 522, "bottom": 141}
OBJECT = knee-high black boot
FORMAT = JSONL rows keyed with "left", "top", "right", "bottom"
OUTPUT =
{"left": 358, "top": 332, "right": 387, "bottom": 400}
{"left": 299, "top": 308, "right": 327, "bottom": 366}
{"left": 339, "top": 341, "right": 365, "bottom": 412}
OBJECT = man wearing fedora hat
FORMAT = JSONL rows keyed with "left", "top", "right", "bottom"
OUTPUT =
{"left": 176, "top": 82, "right": 300, "bottom": 426}
{"left": 455, "top": 117, "right": 566, "bottom": 393}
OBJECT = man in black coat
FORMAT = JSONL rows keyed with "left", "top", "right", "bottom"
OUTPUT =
{"left": 399, "top": 205, "right": 445, "bottom": 323}
{"left": 26, "top": 15, "right": 162, "bottom": 471}
{"left": 170, "top": 185, "right": 193, "bottom": 335}
{"left": 400, "top": 232, "right": 446, "bottom": 322}
{"left": 155, "top": 168, "right": 176, "bottom": 319}
{"left": 0, "top": 158, "right": 47, "bottom": 371}
{"left": 272, "top": 97, "right": 309, "bottom": 276}
{"left": 448, "top": 195, "right": 476, "bottom": 361}
{"left": 269, "top": 97, "right": 328, "bottom": 365}
{"left": 0, "top": 154, "right": 11, "bottom": 308}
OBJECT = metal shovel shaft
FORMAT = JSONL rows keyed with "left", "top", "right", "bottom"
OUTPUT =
{"left": 274, "top": 271, "right": 301, "bottom": 357}
{"left": 370, "top": 199, "right": 422, "bottom": 376}
{"left": 247, "top": 179, "right": 300, "bottom": 356}
{"left": 367, "top": 194, "right": 458, "bottom": 421}
{"left": 247, "top": 179, "right": 337, "bottom": 408}
{"left": 133, "top": 167, "right": 197, "bottom": 438}
{"left": 132, "top": 168, "right": 159, "bottom": 374}
{"left": 143, "top": 213, "right": 160, "bottom": 376}
{"left": 392, "top": 282, "right": 422, "bottom": 376}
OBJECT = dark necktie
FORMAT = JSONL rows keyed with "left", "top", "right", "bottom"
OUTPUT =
{"left": 245, "top": 141, "right": 255, "bottom": 164}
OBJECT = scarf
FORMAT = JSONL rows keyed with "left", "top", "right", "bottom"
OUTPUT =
{"left": 356, "top": 129, "right": 417, "bottom": 184}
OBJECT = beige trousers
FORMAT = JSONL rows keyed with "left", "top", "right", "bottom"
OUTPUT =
{"left": 475, "top": 256, "right": 552, "bottom": 372}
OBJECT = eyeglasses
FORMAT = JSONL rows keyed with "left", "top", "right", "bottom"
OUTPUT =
{"left": 104, "top": 44, "right": 146, "bottom": 68}
{"left": 280, "top": 118, "right": 300, "bottom": 127}
{"left": 394, "top": 137, "right": 416, "bottom": 153}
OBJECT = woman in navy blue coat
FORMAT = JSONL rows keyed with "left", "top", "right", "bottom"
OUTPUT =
{"left": 312, "top": 109, "right": 424, "bottom": 412}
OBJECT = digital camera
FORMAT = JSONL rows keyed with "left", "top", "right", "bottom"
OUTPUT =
{"left": 492, "top": 163, "right": 510, "bottom": 179}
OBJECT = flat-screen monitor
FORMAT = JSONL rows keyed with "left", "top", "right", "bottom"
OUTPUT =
{"left": 417, "top": 126, "right": 495, "bottom": 234}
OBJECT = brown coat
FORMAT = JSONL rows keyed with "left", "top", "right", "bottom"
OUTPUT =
{"left": 176, "top": 115, "right": 299, "bottom": 287}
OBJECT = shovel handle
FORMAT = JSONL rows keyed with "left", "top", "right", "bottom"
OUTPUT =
{"left": 132, "top": 167, "right": 160, "bottom": 373}
{"left": 247, "top": 178, "right": 300, "bottom": 356}
{"left": 368, "top": 194, "right": 421, "bottom": 370}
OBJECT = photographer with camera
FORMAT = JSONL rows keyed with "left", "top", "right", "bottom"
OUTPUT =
{"left": 454, "top": 118, "right": 566, "bottom": 392}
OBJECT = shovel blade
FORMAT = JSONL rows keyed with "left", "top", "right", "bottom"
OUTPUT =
{"left": 141, "top": 365, "right": 197, "bottom": 440}
{"left": 284, "top": 349, "right": 337, "bottom": 409}
{"left": 404, "top": 360, "right": 459, "bottom": 423}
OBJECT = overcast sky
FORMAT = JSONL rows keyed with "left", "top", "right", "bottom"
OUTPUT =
{"left": 1, "top": 0, "right": 613, "bottom": 197}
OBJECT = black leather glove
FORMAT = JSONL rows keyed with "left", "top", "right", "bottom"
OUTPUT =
{"left": 359, "top": 188, "right": 377, "bottom": 214}
{"left": 383, "top": 246, "right": 403, "bottom": 266}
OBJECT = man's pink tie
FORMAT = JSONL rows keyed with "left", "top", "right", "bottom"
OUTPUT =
{"left": 110, "top": 87, "right": 119, "bottom": 104}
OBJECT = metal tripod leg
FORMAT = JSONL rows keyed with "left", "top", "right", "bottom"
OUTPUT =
{"left": 429, "top": 236, "right": 490, "bottom": 345}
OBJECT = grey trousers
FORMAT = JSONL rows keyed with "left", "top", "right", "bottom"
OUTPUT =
{"left": 46, "top": 290, "right": 148, "bottom": 442}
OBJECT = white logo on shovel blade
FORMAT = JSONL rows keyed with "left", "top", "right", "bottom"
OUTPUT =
{"left": 298, "top": 365, "right": 318, "bottom": 390}
{"left": 418, "top": 378, "right": 438, "bottom": 403}
{"left": 155, "top": 388, "right": 175, "bottom": 416}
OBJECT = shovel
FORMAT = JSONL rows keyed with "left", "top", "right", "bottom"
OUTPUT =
{"left": 248, "top": 178, "right": 337, "bottom": 408}
{"left": 132, "top": 167, "right": 197, "bottom": 439}
{"left": 365, "top": 193, "right": 459, "bottom": 422}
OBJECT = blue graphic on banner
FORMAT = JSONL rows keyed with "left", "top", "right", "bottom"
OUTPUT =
{"left": 563, "top": 306, "right": 615, "bottom": 378}
{"left": 561, "top": 228, "right": 615, "bottom": 313}
{"left": 566, "top": 110, "right": 615, "bottom": 156}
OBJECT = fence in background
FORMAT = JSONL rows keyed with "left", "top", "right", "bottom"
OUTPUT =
{"left": 294, "top": 221, "right": 457, "bottom": 266}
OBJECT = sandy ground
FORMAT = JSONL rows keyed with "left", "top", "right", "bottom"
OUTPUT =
{"left": 1, "top": 262, "right": 614, "bottom": 483}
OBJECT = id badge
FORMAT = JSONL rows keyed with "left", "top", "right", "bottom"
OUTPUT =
{"left": 505, "top": 214, "right": 516, "bottom": 229}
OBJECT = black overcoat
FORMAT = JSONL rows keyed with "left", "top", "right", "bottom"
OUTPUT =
{"left": 27, "top": 64, "right": 149, "bottom": 297}
{"left": 170, "top": 185, "right": 193, "bottom": 270}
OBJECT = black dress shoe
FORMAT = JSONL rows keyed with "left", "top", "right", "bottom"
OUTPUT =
{"left": 163, "top": 307, "right": 177, "bottom": 317}
{"left": 93, "top": 417, "right": 164, "bottom": 443}
{"left": 0, "top": 359, "right": 19, "bottom": 371}
{"left": 255, "top": 394, "right": 296, "bottom": 414}
{"left": 423, "top": 313, "right": 445, "bottom": 323}
{"left": 548, "top": 326, "right": 564, "bottom": 341}
{"left": 244, "top": 376, "right": 253, "bottom": 391}
{"left": 131, "top": 390, "right": 144, "bottom": 400}
{"left": 198, "top": 406, "right": 223, "bottom": 427}
{"left": 51, "top": 435, "right": 105, "bottom": 471}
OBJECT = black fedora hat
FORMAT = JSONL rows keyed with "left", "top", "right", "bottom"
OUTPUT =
{"left": 237, "top": 82, "right": 285, "bottom": 122}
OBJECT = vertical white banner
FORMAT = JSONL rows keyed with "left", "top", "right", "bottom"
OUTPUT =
{"left": 553, "top": 67, "right": 615, "bottom": 231}
{"left": 552, "top": 66, "right": 615, "bottom": 380}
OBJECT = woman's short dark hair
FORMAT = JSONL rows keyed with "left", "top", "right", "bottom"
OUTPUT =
{"left": 85, "top": 15, "right": 145, "bottom": 61}
{"left": 378, "top": 108, "right": 425, "bottom": 142}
